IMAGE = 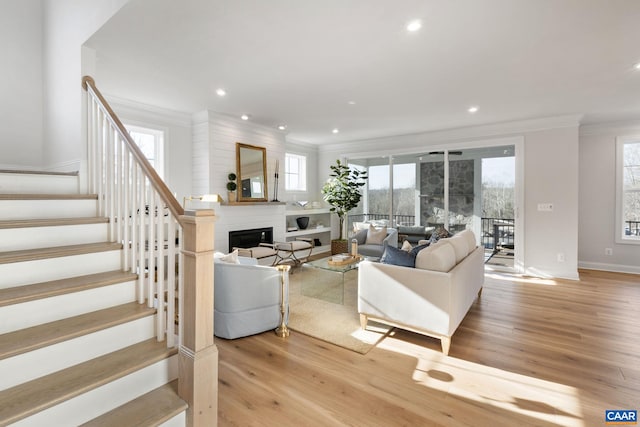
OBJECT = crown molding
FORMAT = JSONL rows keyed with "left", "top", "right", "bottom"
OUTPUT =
{"left": 579, "top": 119, "right": 640, "bottom": 137}
{"left": 319, "top": 114, "right": 583, "bottom": 154}
{"left": 105, "top": 94, "right": 192, "bottom": 127}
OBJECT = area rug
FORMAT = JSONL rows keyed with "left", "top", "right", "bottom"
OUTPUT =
{"left": 287, "top": 267, "right": 392, "bottom": 354}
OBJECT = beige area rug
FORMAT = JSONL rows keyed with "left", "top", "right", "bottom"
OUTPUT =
{"left": 287, "top": 265, "right": 392, "bottom": 354}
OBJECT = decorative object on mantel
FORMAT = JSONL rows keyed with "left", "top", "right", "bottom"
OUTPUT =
{"left": 183, "top": 194, "right": 223, "bottom": 207}
{"left": 271, "top": 159, "right": 280, "bottom": 202}
{"left": 296, "top": 200, "right": 308, "bottom": 209}
{"left": 226, "top": 173, "right": 237, "bottom": 203}
{"left": 321, "top": 159, "right": 368, "bottom": 254}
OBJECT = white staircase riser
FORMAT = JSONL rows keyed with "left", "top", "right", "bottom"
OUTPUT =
{"left": 0, "top": 315, "right": 155, "bottom": 391}
{"left": 12, "top": 355, "right": 178, "bottom": 427}
{"left": 0, "top": 173, "right": 79, "bottom": 195}
{"left": 0, "top": 223, "right": 109, "bottom": 252}
{"left": 159, "top": 412, "right": 187, "bottom": 427}
{"left": 0, "top": 280, "right": 138, "bottom": 334}
{"left": 0, "top": 250, "right": 123, "bottom": 288}
{"left": 0, "top": 199, "right": 97, "bottom": 220}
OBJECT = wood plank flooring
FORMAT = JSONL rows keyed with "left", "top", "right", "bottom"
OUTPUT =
{"left": 215, "top": 269, "right": 640, "bottom": 427}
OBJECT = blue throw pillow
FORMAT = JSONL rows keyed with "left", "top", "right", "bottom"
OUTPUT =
{"left": 381, "top": 244, "right": 416, "bottom": 267}
{"left": 409, "top": 242, "right": 430, "bottom": 257}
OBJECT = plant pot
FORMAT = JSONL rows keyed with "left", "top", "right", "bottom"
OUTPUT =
{"left": 227, "top": 191, "right": 236, "bottom": 203}
{"left": 296, "top": 216, "right": 310, "bottom": 230}
{"left": 331, "top": 239, "right": 348, "bottom": 255}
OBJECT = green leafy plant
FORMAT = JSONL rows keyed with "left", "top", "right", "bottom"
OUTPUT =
{"left": 321, "top": 159, "right": 368, "bottom": 240}
{"left": 226, "top": 173, "right": 237, "bottom": 192}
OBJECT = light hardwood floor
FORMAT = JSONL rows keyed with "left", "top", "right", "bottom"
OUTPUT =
{"left": 215, "top": 269, "right": 640, "bottom": 427}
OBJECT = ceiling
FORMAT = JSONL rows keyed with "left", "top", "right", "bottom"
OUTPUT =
{"left": 85, "top": 0, "right": 640, "bottom": 145}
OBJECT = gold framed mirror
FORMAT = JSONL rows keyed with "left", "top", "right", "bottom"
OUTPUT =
{"left": 236, "top": 142, "right": 268, "bottom": 202}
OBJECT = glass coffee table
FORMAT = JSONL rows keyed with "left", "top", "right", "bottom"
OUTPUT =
{"left": 300, "top": 256, "right": 363, "bottom": 304}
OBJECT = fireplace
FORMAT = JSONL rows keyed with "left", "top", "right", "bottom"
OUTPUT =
{"left": 228, "top": 227, "right": 273, "bottom": 253}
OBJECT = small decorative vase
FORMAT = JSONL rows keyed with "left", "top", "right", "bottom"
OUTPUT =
{"left": 296, "top": 216, "right": 310, "bottom": 230}
{"left": 227, "top": 191, "right": 236, "bottom": 203}
{"left": 331, "top": 239, "right": 348, "bottom": 255}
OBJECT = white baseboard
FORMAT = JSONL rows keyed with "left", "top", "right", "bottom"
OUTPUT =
{"left": 578, "top": 261, "right": 640, "bottom": 275}
{"left": 44, "top": 159, "right": 81, "bottom": 173}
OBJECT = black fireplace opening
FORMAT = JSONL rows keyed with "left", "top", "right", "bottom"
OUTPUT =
{"left": 229, "top": 227, "right": 273, "bottom": 253}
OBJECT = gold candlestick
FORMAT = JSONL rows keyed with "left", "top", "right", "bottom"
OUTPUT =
{"left": 275, "top": 264, "right": 291, "bottom": 337}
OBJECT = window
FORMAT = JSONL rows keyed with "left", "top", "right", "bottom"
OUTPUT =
{"left": 125, "top": 124, "right": 165, "bottom": 179}
{"left": 616, "top": 137, "right": 640, "bottom": 243}
{"left": 285, "top": 153, "right": 306, "bottom": 191}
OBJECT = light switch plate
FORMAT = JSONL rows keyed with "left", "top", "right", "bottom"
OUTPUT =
{"left": 537, "top": 203, "right": 553, "bottom": 212}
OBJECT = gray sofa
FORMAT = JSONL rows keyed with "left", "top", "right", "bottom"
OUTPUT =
{"left": 352, "top": 227, "right": 398, "bottom": 259}
{"left": 397, "top": 225, "right": 435, "bottom": 245}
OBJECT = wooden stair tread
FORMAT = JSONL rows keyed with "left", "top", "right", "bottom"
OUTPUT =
{"left": 0, "top": 193, "right": 97, "bottom": 200}
{"left": 0, "top": 217, "right": 109, "bottom": 229}
{"left": 0, "top": 169, "right": 79, "bottom": 177}
{"left": 80, "top": 380, "right": 186, "bottom": 427}
{"left": 0, "top": 302, "right": 155, "bottom": 361}
{"left": 0, "top": 242, "right": 122, "bottom": 265}
{"left": 0, "top": 270, "right": 137, "bottom": 307}
{"left": 0, "top": 339, "right": 177, "bottom": 426}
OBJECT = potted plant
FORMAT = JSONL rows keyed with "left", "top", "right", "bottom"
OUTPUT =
{"left": 321, "top": 159, "right": 368, "bottom": 254}
{"left": 226, "top": 173, "right": 237, "bottom": 203}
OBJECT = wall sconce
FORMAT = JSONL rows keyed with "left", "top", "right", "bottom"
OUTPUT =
{"left": 183, "top": 194, "right": 223, "bottom": 208}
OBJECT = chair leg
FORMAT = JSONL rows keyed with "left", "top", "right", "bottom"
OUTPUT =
{"left": 441, "top": 337, "right": 451, "bottom": 355}
{"left": 359, "top": 313, "right": 368, "bottom": 330}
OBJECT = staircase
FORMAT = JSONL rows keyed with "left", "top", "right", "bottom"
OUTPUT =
{"left": 0, "top": 171, "right": 187, "bottom": 426}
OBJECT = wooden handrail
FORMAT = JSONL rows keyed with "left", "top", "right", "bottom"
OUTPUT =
{"left": 82, "top": 76, "right": 184, "bottom": 223}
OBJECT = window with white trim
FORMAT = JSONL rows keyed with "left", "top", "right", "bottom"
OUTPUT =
{"left": 125, "top": 124, "right": 165, "bottom": 179}
{"left": 285, "top": 153, "right": 307, "bottom": 191}
{"left": 616, "top": 137, "right": 640, "bottom": 243}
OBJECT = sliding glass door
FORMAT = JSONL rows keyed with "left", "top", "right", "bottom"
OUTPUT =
{"left": 347, "top": 143, "right": 518, "bottom": 272}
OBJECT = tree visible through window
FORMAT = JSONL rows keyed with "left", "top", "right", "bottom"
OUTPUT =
{"left": 616, "top": 137, "right": 640, "bottom": 242}
{"left": 285, "top": 153, "right": 306, "bottom": 191}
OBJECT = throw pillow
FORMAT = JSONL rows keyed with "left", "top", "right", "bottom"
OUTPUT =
{"left": 365, "top": 224, "right": 387, "bottom": 245}
{"left": 409, "top": 242, "right": 430, "bottom": 257}
{"left": 214, "top": 249, "right": 240, "bottom": 264}
{"left": 429, "top": 227, "right": 451, "bottom": 244}
{"left": 400, "top": 240, "right": 413, "bottom": 252}
{"left": 381, "top": 244, "right": 416, "bottom": 267}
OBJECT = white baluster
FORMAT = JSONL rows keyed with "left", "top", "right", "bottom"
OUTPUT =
{"left": 167, "top": 217, "right": 176, "bottom": 347}
{"left": 147, "top": 187, "right": 156, "bottom": 309}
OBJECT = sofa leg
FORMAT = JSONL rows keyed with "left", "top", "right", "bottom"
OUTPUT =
{"left": 359, "top": 314, "right": 368, "bottom": 330}
{"left": 477, "top": 287, "right": 483, "bottom": 298}
{"left": 441, "top": 337, "right": 451, "bottom": 355}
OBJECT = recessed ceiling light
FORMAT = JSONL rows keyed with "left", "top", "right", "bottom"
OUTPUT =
{"left": 215, "top": 88, "right": 226, "bottom": 97}
{"left": 241, "top": 114, "right": 249, "bottom": 120}
{"left": 348, "top": 101, "right": 356, "bottom": 105}
{"left": 634, "top": 62, "right": 640, "bottom": 70}
{"left": 332, "top": 128, "right": 340, "bottom": 134}
{"left": 406, "top": 20, "right": 422, "bottom": 32}
{"left": 468, "top": 106, "right": 479, "bottom": 114}
{"left": 278, "top": 124, "right": 287, "bottom": 130}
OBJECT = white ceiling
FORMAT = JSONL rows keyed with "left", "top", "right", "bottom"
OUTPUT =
{"left": 85, "top": 0, "right": 640, "bottom": 145}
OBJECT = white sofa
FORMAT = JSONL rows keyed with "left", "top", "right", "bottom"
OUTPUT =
{"left": 357, "top": 229, "right": 484, "bottom": 355}
{"left": 214, "top": 253, "right": 288, "bottom": 339}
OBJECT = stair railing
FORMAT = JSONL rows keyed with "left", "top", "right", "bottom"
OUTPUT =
{"left": 82, "top": 76, "right": 183, "bottom": 348}
{"left": 83, "top": 76, "right": 218, "bottom": 426}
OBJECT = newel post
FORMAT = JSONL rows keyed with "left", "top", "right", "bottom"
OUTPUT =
{"left": 178, "top": 209, "right": 218, "bottom": 427}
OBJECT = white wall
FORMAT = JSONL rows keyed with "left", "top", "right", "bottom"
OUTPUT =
{"left": 42, "top": 0, "right": 129, "bottom": 171}
{"left": 318, "top": 115, "right": 582, "bottom": 279}
{"left": 579, "top": 121, "right": 640, "bottom": 274}
{"left": 108, "top": 96, "right": 193, "bottom": 203}
{"left": 0, "top": 0, "right": 43, "bottom": 168}
{"left": 192, "top": 111, "right": 288, "bottom": 253}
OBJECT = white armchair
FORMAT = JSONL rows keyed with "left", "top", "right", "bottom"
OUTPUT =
{"left": 214, "top": 255, "right": 289, "bottom": 339}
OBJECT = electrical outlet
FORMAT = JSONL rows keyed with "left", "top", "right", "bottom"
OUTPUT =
{"left": 537, "top": 203, "right": 554, "bottom": 212}
{"left": 557, "top": 253, "right": 565, "bottom": 262}
{"left": 605, "top": 248, "right": 613, "bottom": 256}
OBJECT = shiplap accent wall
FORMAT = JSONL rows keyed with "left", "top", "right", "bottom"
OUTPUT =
{"left": 192, "top": 110, "right": 288, "bottom": 252}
